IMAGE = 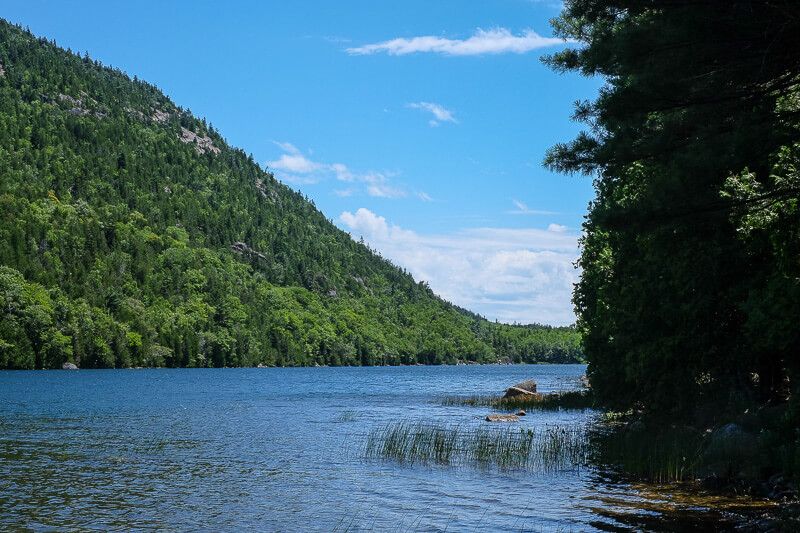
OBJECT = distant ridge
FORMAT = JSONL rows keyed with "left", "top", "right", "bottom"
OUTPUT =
{"left": 0, "top": 20, "right": 581, "bottom": 369}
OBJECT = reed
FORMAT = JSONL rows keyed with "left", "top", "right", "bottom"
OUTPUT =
{"left": 440, "top": 390, "right": 593, "bottom": 411}
{"left": 589, "top": 425, "right": 705, "bottom": 483}
{"left": 365, "top": 421, "right": 588, "bottom": 471}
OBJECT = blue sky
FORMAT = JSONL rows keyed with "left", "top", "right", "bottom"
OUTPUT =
{"left": 4, "top": 1, "right": 601, "bottom": 325}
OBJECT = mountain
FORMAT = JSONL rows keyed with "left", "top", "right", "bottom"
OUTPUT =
{"left": 0, "top": 20, "right": 581, "bottom": 369}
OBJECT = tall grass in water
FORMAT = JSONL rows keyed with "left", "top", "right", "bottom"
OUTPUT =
{"left": 590, "top": 425, "right": 705, "bottom": 483}
{"left": 365, "top": 421, "right": 588, "bottom": 471}
{"left": 440, "top": 390, "right": 593, "bottom": 411}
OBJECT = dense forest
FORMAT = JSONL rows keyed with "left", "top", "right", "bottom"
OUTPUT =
{"left": 547, "top": 1, "right": 799, "bottom": 428}
{"left": 0, "top": 20, "right": 582, "bottom": 369}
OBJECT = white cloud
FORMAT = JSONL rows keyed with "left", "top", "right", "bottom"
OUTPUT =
{"left": 330, "top": 163, "right": 354, "bottom": 182}
{"left": 548, "top": 223, "right": 568, "bottom": 233}
{"left": 508, "top": 199, "right": 558, "bottom": 216}
{"left": 407, "top": 102, "right": 458, "bottom": 127}
{"left": 347, "top": 28, "right": 567, "bottom": 56}
{"left": 417, "top": 191, "right": 433, "bottom": 202}
{"left": 367, "top": 183, "right": 407, "bottom": 198}
{"left": 273, "top": 141, "right": 301, "bottom": 155}
{"left": 339, "top": 208, "right": 579, "bottom": 325}
{"left": 267, "top": 143, "right": 424, "bottom": 200}
{"left": 267, "top": 153, "right": 322, "bottom": 174}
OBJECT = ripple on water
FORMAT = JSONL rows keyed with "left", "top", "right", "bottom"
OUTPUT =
{"left": 0, "top": 365, "right": 777, "bottom": 531}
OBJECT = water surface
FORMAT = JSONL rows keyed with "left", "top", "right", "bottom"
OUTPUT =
{"left": 0, "top": 365, "right": 768, "bottom": 530}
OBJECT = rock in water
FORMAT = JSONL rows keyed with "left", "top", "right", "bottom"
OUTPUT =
{"left": 485, "top": 414, "right": 520, "bottom": 422}
{"left": 62, "top": 362, "right": 78, "bottom": 370}
{"left": 503, "top": 379, "right": 537, "bottom": 398}
{"left": 516, "top": 410, "right": 526, "bottom": 416}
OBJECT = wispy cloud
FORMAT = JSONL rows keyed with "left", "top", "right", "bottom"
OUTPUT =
{"left": 508, "top": 199, "right": 558, "bottom": 216}
{"left": 547, "top": 223, "right": 568, "bottom": 233}
{"left": 347, "top": 28, "right": 567, "bottom": 57}
{"left": 407, "top": 102, "right": 458, "bottom": 127}
{"left": 339, "top": 208, "right": 579, "bottom": 325}
{"left": 267, "top": 142, "right": 421, "bottom": 200}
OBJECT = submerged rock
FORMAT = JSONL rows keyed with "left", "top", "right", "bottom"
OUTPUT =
{"left": 503, "top": 379, "right": 538, "bottom": 398}
{"left": 485, "top": 414, "right": 520, "bottom": 422}
{"left": 62, "top": 362, "right": 78, "bottom": 370}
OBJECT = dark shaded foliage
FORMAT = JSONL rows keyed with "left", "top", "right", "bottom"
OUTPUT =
{"left": 546, "top": 1, "right": 800, "bottom": 424}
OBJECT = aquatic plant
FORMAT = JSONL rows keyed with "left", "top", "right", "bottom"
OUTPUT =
{"left": 589, "top": 425, "right": 705, "bottom": 483}
{"left": 440, "top": 390, "right": 594, "bottom": 411}
{"left": 365, "top": 421, "right": 588, "bottom": 471}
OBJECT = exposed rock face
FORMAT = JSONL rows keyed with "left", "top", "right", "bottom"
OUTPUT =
{"left": 57, "top": 92, "right": 107, "bottom": 118}
{"left": 255, "top": 178, "right": 279, "bottom": 202}
{"left": 503, "top": 379, "right": 538, "bottom": 398}
{"left": 0, "top": 61, "right": 5, "bottom": 77}
{"left": 485, "top": 414, "right": 520, "bottom": 422}
{"left": 179, "top": 127, "right": 220, "bottom": 155}
{"left": 151, "top": 109, "right": 170, "bottom": 123}
{"left": 230, "top": 241, "right": 267, "bottom": 261}
{"left": 62, "top": 362, "right": 78, "bottom": 370}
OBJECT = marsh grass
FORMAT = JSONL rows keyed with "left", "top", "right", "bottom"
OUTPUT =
{"left": 590, "top": 425, "right": 705, "bottom": 483}
{"left": 365, "top": 421, "right": 588, "bottom": 471}
{"left": 440, "top": 390, "right": 593, "bottom": 411}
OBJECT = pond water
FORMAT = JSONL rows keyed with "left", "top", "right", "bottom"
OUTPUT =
{"left": 0, "top": 365, "right": 770, "bottom": 531}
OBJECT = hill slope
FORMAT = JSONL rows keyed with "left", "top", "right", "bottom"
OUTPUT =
{"left": 0, "top": 20, "right": 581, "bottom": 369}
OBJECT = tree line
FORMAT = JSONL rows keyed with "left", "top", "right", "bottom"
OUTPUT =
{"left": 0, "top": 20, "right": 582, "bottom": 369}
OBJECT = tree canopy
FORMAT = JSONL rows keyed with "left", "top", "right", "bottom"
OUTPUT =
{"left": 547, "top": 1, "right": 800, "bottom": 418}
{"left": 0, "top": 20, "right": 582, "bottom": 369}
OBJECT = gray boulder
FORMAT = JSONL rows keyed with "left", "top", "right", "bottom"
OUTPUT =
{"left": 701, "top": 423, "right": 761, "bottom": 478}
{"left": 503, "top": 379, "right": 537, "bottom": 398}
{"left": 62, "top": 362, "right": 78, "bottom": 370}
{"left": 485, "top": 414, "right": 520, "bottom": 422}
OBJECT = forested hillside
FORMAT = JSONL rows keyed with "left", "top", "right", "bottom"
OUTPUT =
{"left": 547, "top": 1, "right": 799, "bottom": 424}
{"left": 0, "top": 20, "right": 581, "bottom": 369}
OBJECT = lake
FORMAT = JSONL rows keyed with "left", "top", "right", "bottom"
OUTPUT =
{"left": 0, "top": 365, "right": 769, "bottom": 531}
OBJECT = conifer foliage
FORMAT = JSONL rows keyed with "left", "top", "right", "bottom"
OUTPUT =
{"left": 546, "top": 1, "right": 800, "bottom": 417}
{"left": 0, "top": 21, "right": 581, "bottom": 369}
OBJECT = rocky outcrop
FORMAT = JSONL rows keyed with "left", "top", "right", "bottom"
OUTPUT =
{"left": 231, "top": 241, "right": 267, "bottom": 261}
{"left": 151, "top": 109, "right": 170, "bottom": 123}
{"left": 179, "top": 127, "right": 220, "bottom": 155}
{"left": 62, "top": 362, "right": 78, "bottom": 370}
{"left": 255, "top": 178, "right": 279, "bottom": 202}
{"left": 0, "top": 60, "right": 5, "bottom": 77}
{"left": 503, "top": 379, "right": 538, "bottom": 398}
{"left": 485, "top": 414, "right": 520, "bottom": 422}
{"left": 56, "top": 92, "right": 107, "bottom": 118}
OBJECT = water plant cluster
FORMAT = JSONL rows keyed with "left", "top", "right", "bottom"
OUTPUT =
{"left": 440, "top": 390, "right": 593, "bottom": 411}
{"left": 590, "top": 425, "right": 705, "bottom": 483}
{"left": 365, "top": 421, "right": 588, "bottom": 472}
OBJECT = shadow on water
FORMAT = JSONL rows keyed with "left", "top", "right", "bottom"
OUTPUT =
{"left": 362, "top": 410, "right": 785, "bottom": 530}
{"left": 0, "top": 366, "right": 789, "bottom": 531}
{"left": 579, "top": 475, "right": 781, "bottom": 531}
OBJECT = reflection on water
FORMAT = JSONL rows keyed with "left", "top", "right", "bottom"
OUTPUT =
{"left": 0, "top": 366, "right": 774, "bottom": 531}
